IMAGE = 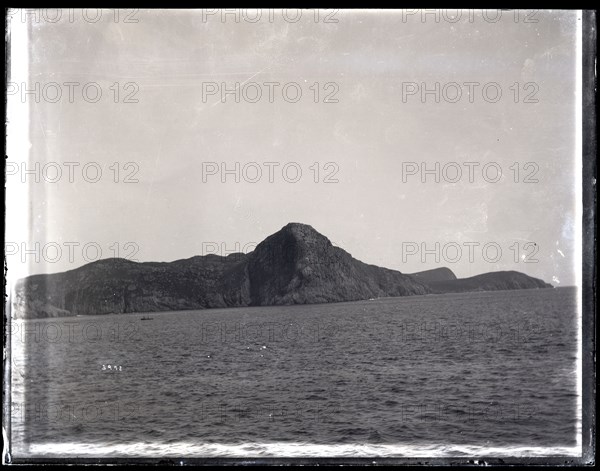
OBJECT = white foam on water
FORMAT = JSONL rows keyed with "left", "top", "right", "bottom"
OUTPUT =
{"left": 23, "top": 441, "right": 581, "bottom": 458}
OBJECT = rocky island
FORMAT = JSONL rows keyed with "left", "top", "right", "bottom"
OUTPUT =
{"left": 12, "top": 223, "right": 552, "bottom": 319}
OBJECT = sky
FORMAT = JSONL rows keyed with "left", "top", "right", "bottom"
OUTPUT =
{"left": 6, "top": 9, "right": 581, "bottom": 286}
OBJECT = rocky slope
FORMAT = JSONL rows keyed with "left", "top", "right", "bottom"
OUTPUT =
{"left": 12, "top": 223, "right": 552, "bottom": 319}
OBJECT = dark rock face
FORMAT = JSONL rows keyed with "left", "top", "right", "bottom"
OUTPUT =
{"left": 12, "top": 223, "right": 552, "bottom": 319}
{"left": 246, "top": 223, "right": 429, "bottom": 305}
{"left": 13, "top": 256, "right": 244, "bottom": 318}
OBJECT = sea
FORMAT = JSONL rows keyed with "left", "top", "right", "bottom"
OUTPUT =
{"left": 9, "top": 287, "right": 580, "bottom": 458}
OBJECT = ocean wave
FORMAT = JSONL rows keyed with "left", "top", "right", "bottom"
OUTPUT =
{"left": 23, "top": 441, "right": 581, "bottom": 458}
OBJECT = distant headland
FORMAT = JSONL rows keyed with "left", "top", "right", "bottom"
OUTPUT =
{"left": 12, "top": 223, "right": 552, "bottom": 319}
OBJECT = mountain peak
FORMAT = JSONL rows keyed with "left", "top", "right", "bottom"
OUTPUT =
{"left": 281, "top": 222, "right": 320, "bottom": 235}
{"left": 268, "top": 222, "right": 332, "bottom": 246}
{"left": 251, "top": 223, "right": 331, "bottom": 271}
{"left": 283, "top": 222, "right": 311, "bottom": 229}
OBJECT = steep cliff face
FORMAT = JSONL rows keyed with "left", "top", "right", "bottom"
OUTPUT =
{"left": 12, "top": 255, "right": 245, "bottom": 318}
{"left": 246, "top": 223, "right": 429, "bottom": 305}
{"left": 12, "top": 223, "right": 552, "bottom": 319}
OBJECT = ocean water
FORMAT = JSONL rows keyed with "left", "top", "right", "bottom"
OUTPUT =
{"left": 9, "top": 287, "right": 580, "bottom": 458}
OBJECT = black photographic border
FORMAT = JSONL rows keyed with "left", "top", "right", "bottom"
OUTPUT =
{"left": 3, "top": 7, "right": 595, "bottom": 466}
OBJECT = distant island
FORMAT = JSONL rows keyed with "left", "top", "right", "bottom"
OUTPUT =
{"left": 12, "top": 223, "right": 552, "bottom": 319}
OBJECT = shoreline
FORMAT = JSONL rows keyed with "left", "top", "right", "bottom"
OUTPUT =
{"left": 11, "top": 286, "right": 575, "bottom": 322}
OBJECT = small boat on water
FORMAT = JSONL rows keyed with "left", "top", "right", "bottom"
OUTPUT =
{"left": 140, "top": 316, "right": 154, "bottom": 321}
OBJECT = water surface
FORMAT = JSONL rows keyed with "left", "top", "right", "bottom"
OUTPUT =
{"left": 10, "top": 287, "right": 579, "bottom": 457}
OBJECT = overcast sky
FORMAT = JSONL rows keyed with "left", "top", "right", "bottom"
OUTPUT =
{"left": 7, "top": 9, "right": 581, "bottom": 286}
